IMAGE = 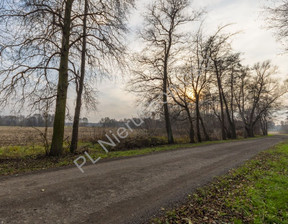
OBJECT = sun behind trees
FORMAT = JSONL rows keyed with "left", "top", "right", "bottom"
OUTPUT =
{"left": 0, "top": 0, "right": 287, "bottom": 157}
{"left": 128, "top": 0, "right": 203, "bottom": 144}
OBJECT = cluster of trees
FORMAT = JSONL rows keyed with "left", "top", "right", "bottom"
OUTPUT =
{"left": 0, "top": 0, "right": 287, "bottom": 156}
{"left": 128, "top": 0, "right": 287, "bottom": 143}
{"left": 0, "top": 0, "right": 134, "bottom": 155}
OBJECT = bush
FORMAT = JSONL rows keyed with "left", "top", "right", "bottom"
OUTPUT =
{"left": 109, "top": 135, "right": 168, "bottom": 151}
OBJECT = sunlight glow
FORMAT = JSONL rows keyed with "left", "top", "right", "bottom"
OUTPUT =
{"left": 186, "top": 90, "right": 195, "bottom": 100}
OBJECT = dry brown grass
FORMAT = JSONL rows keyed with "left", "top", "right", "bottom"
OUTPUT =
{"left": 0, "top": 126, "right": 167, "bottom": 147}
{"left": 0, "top": 126, "right": 113, "bottom": 146}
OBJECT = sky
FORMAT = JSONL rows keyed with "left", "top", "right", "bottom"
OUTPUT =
{"left": 82, "top": 0, "right": 287, "bottom": 123}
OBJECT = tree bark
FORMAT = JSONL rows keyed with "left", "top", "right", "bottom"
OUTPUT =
{"left": 50, "top": 0, "right": 74, "bottom": 156}
{"left": 215, "top": 62, "right": 227, "bottom": 140}
{"left": 222, "top": 90, "right": 237, "bottom": 139}
{"left": 186, "top": 108, "right": 195, "bottom": 143}
{"left": 260, "top": 116, "right": 268, "bottom": 136}
{"left": 162, "top": 29, "right": 174, "bottom": 144}
{"left": 245, "top": 125, "right": 255, "bottom": 137}
{"left": 195, "top": 94, "right": 202, "bottom": 142}
{"left": 70, "top": 0, "right": 88, "bottom": 153}
{"left": 199, "top": 114, "right": 210, "bottom": 141}
{"left": 163, "top": 79, "right": 174, "bottom": 144}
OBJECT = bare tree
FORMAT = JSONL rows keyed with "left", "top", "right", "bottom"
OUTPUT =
{"left": 265, "top": 0, "right": 288, "bottom": 52}
{"left": 260, "top": 110, "right": 270, "bottom": 136}
{"left": 235, "top": 61, "right": 285, "bottom": 137}
{"left": 0, "top": 1, "right": 63, "bottom": 107}
{"left": 50, "top": 0, "right": 75, "bottom": 156}
{"left": 169, "top": 73, "right": 196, "bottom": 143}
{"left": 0, "top": 0, "right": 133, "bottom": 155}
{"left": 0, "top": 0, "right": 76, "bottom": 156}
{"left": 128, "top": 0, "right": 202, "bottom": 144}
{"left": 69, "top": 0, "right": 134, "bottom": 153}
{"left": 69, "top": 0, "right": 89, "bottom": 153}
{"left": 214, "top": 53, "right": 242, "bottom": 139}
{"left": 189, "top": 29, "right": 212, "bottom": 142}
{"left": 204, "top": 26, "right": 239, "bottom": 140}
{"left": 169, "top": 30, "right": 213, "bottom": 143}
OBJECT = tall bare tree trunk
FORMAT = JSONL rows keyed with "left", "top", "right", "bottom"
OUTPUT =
{"left": 163, "top": 32, "right": 174, "bottom": 144}
{"left": 222, "top": 89, "right": 237, "bottom": 139}
{"left": 186, "top": 108, "right": 195, "bottom": 143}
{"left": 218, "top": 92, "right": 226, "bottom": 140}
{"left": 229, "top": 72, "right": 237, "bottom": 139}
{"left": 215, "top": 63, "right": 227, "bottom": 140}
{"left": 50, "top": 0, "right": 74, "bottom": 156}
{"left": 260, "top": 115, "right": 268, "bottom": 136}
{"left": 163, "top": 77, "right": 174, "bottom": 144}
{"left": 70, "top": 0, "right": 88, "bottom": 153}
{"left": 245, "top": 125, "right": 255, "bottom": 137}
{"left": 199, "top": 114, "right": 210, "bottom": 141}
{"left": 195, "top": 94, "right": 202, "bottom": 142}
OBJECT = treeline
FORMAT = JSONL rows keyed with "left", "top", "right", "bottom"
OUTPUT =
{"left": 0, "top": 115, "right": 89, "bottom": 127}
{"left": 0, "top": 114, "right": 54, "bottom": 127}
{"left": 128, "top": 2, "right": 287, "bottom": 143}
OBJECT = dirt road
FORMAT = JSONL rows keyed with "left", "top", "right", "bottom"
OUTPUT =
{"left": 0, "top": 136, "right": 287, "bottom": 224}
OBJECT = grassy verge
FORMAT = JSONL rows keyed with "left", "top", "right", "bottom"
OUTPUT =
{"left": 151, "top": 141, "right": 288, "bottom": 224}
{"left": 0, "top": 135, "right": 270, "bottom": 176}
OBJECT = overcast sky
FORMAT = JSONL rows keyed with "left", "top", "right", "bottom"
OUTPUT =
{"left": 81, "top": 0, "right": 287, "bottom": 122}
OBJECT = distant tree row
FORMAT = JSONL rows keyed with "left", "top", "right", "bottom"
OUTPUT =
{"left": 0, "top": 114, "right": 54, "bottom": 127}
{"left": 0, "top": 114, "right": 89, "bottom": 127}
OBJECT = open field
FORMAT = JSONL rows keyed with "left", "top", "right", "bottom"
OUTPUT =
{"left": 0, "top": 126, "right": 106, "bottom": 147}
{"left": 0, "top": 126, "right": 279, "bottom": 148}
{"left": 0, "top": 126, "right": 179, "bottom": 147}
{"left": 0, "top": 126, "right": 188, "bottom": 159}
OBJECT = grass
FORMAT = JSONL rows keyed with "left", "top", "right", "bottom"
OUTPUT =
{"left": 0, "top": 135, "right": 271, "bottom": 176}
{"left": 150, "top": 141, "right": 288, "bottom": 224}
